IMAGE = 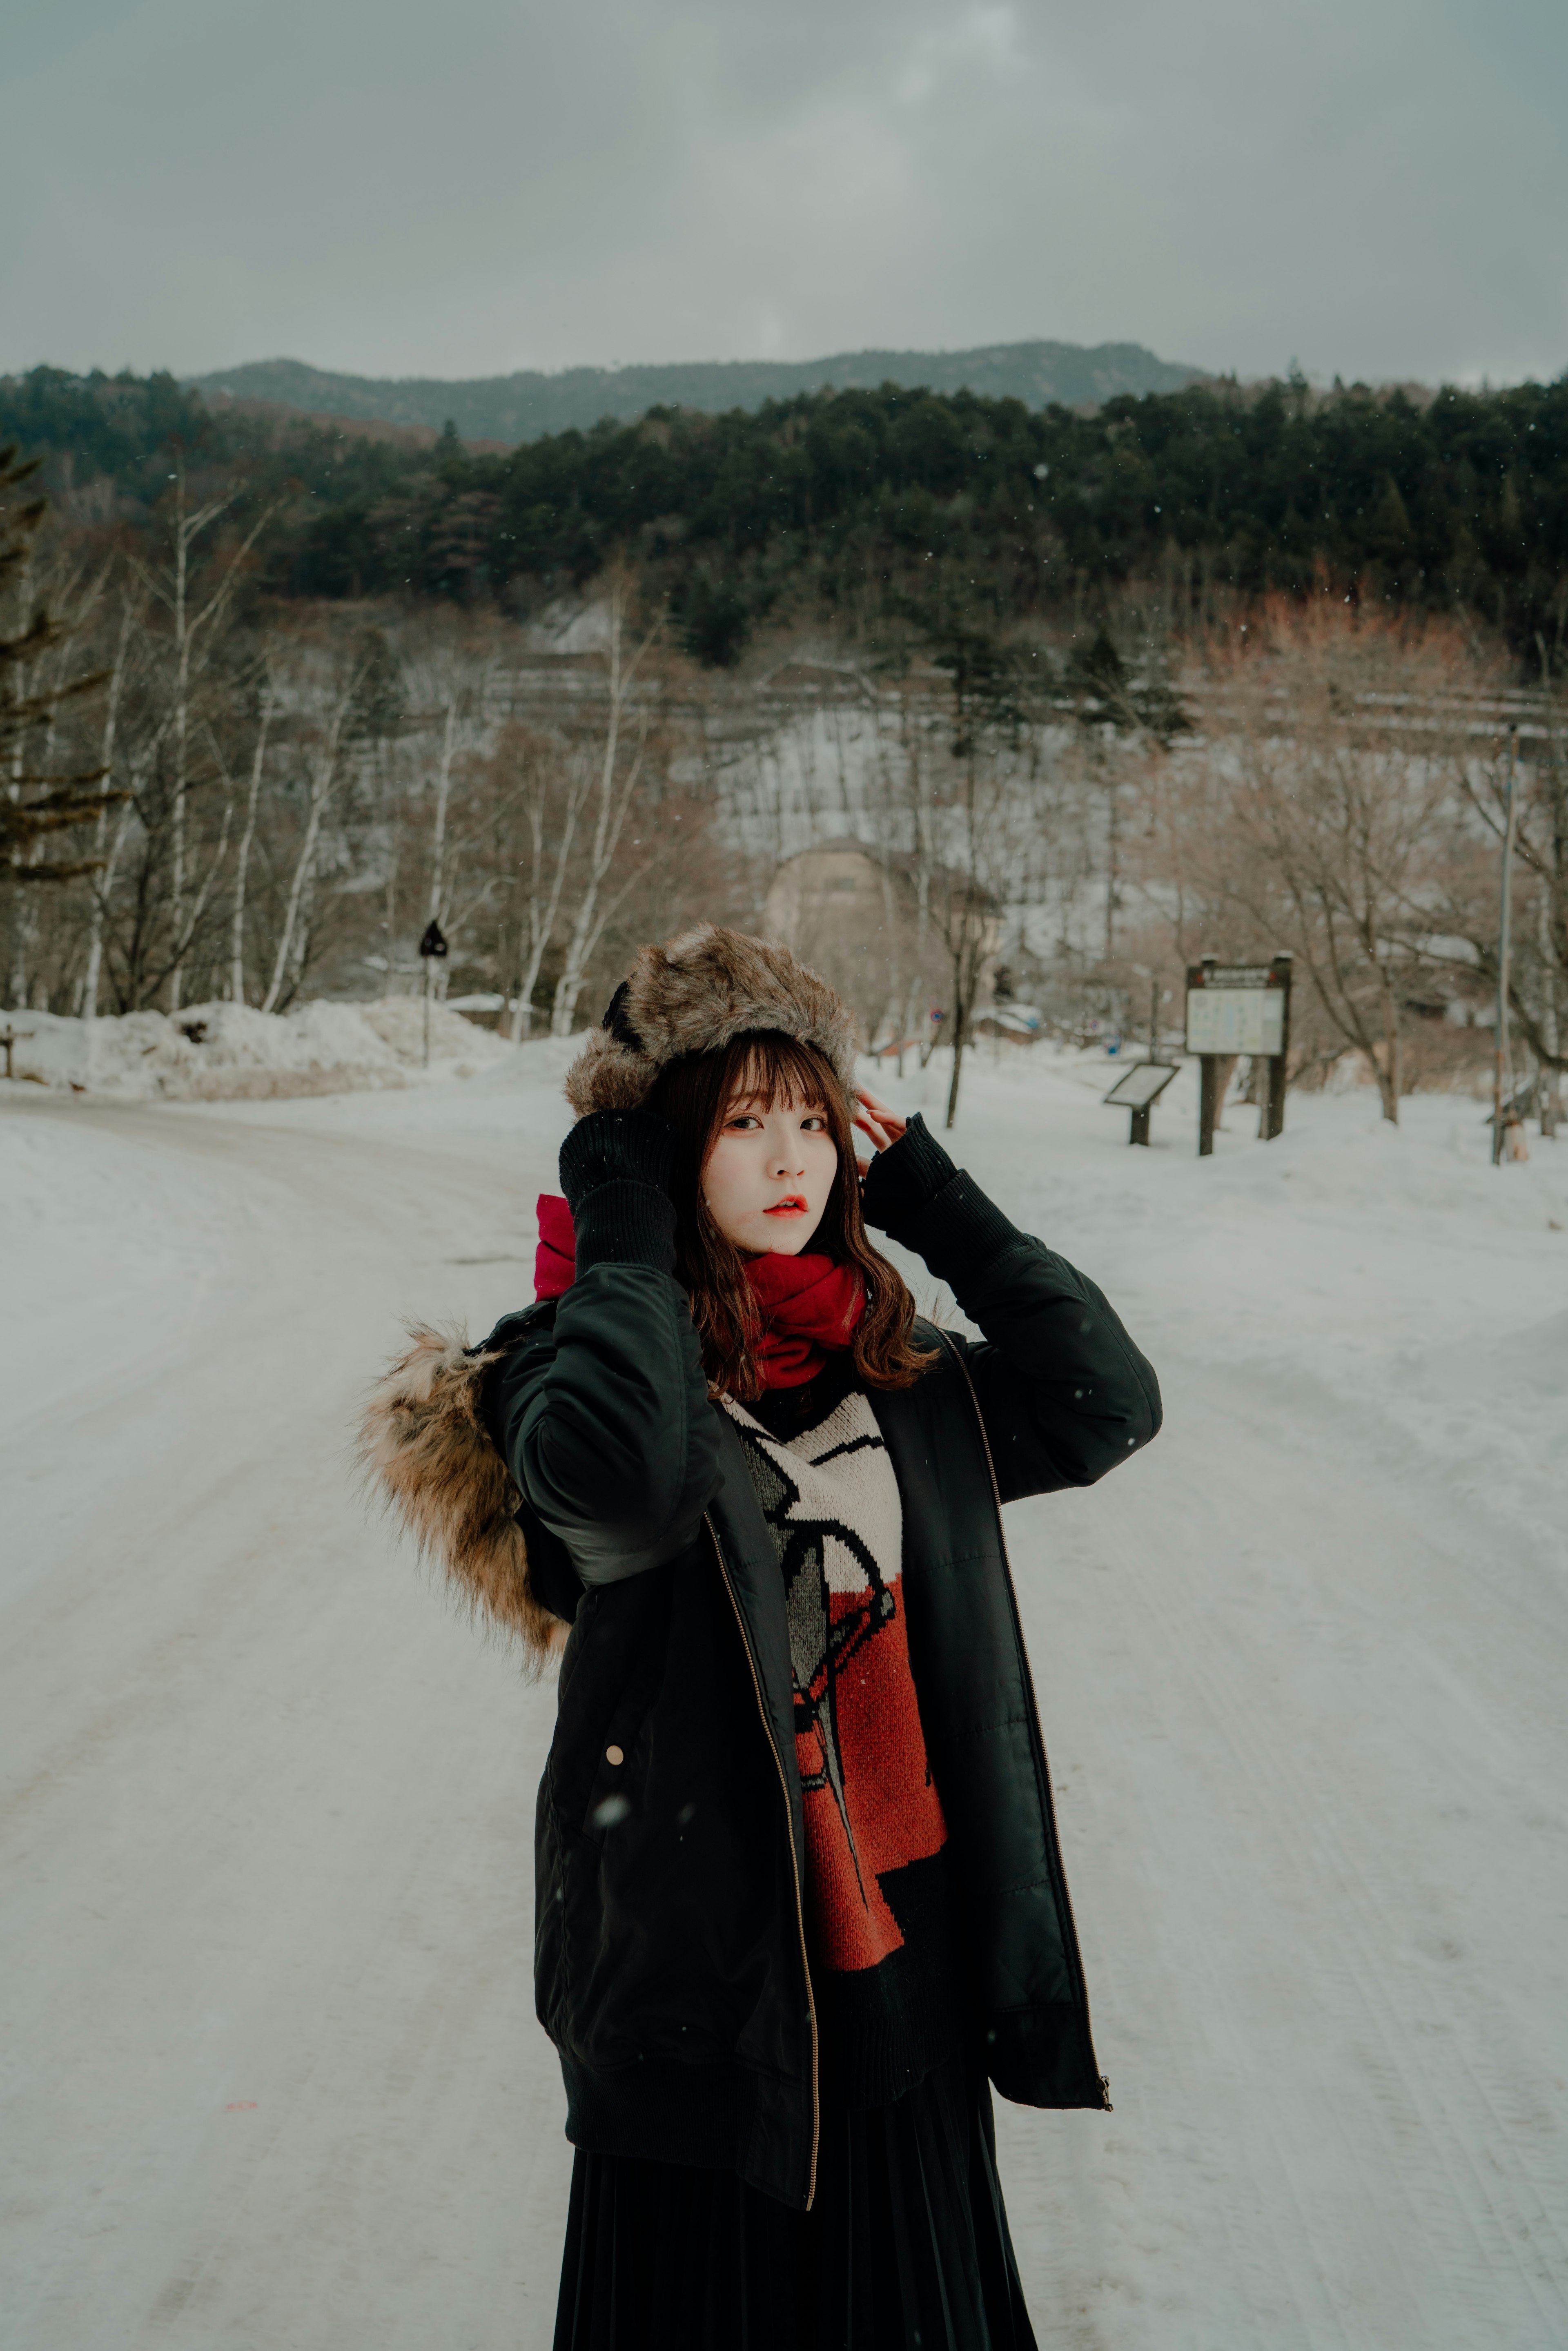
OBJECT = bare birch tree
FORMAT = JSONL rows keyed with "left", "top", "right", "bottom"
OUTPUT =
{"left": 227, "top": 659, "right": 274, "bottom": 1005}
{"left": 259, "top": 670, "right": 360, "bottom": 1015}
{"left": 491, "top": 726, "right": 588, "bottom": 1039}
{"left": 550, "top": 585, "right": 662, "bottom": 1036}
{"left": 78, "top": 592, "right": 144, "bottom": 1019}
{"left": 927, "top": 625, "right": 1024, "bottom": 1125}
{"left": 131, "top": 468, "right": 274, "bottom": 1009}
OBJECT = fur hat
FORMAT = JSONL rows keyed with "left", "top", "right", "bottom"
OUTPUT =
{"left": 563, "top": 923, "right": 859, "bottom": 1119}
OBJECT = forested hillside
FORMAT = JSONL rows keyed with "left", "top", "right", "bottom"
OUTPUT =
{"left": 189, "top": 338, "right": 1200, "bottom": 443}
{"left": 3, "top": 358, "right": 1563, "bottom": 1128}
{"left": 4, "top": 363, "right": 1565, "bottom": 660}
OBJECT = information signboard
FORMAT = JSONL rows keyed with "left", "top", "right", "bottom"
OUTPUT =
{"left": 1185, "top": 955, "right": 1293, "bottom": 1154}
{"left": 1104, "top": 1062, "right": 1179, "bottom": 1111}
{"left": 1185, "top": 978, "right": 1285, "bottom": 1057}
{"left": 1102, "top": 1059, "right": 1180, "bottom": 1148}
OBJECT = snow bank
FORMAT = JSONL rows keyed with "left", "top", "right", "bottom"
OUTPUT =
{"left": 0, "top": 997, "right": 514, "bottom": 1101}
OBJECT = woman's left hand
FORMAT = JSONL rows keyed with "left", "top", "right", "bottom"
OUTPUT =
{"left": 852, "top": 1087, "right": 908, "bottom": 1178}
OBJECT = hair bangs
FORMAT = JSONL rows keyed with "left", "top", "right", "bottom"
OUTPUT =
{"left": 724, "top": 1030, "right": 837, "bottom": 1116}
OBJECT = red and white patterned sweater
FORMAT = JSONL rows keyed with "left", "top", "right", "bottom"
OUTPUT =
{"left": 724, "top": 1378, "right": 965, "bottom": 2106}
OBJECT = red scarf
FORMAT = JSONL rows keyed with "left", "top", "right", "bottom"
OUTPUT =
{"left": 741, "top": 1250, "right": 864, "bottom": 1387}
{"left": 534, "top": 1193, "right": 577, "bottom": 1299}
{"left": 532, "top": 1194, "right": 864, "bottom": 1388}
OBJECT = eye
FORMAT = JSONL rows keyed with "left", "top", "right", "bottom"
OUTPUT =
{"left": 725, "top": 1113, "right": 763, "bottom": 1131}
{"left": 800, "top": 1114, "right": 828, "bottom": 1132}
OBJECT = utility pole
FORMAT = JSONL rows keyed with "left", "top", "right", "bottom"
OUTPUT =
{"left": 1492, "top": 726, "right": 1519, "bottom": 1165}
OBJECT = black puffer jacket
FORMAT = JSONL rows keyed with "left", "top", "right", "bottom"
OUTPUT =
{"left": 481, "top": 1110, "right": 1161, "bottom": 2211}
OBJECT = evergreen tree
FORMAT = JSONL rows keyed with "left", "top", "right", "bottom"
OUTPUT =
{"left": 0, "top": 444, "right": 122, "bottom": 885}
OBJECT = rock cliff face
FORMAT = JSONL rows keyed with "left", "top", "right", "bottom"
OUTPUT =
{"left": 191, "top": 338, "right": 1203, "bottom": 448}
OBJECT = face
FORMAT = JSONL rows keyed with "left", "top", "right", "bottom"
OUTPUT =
{"left": 702, "top": 1086, "right": 838, "bottom": 1256}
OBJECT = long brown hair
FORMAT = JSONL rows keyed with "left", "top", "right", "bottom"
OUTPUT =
{"left": 644, "top": 1030, "right": 935, "bottom": 1402}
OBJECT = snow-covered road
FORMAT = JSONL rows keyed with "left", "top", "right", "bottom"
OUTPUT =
{"left": 4, "top": 1047, "right": 1566, "bottom": 2350}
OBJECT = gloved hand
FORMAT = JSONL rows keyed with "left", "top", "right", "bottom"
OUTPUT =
{"left": 558, "top": 1109, "right": 679, "bottom": 1278}
{"left": 559, "top": 1108, "right": 676, "bottom": 1213}
{"left": 859, "top": 1112, "right": 958, "bottom": 1232}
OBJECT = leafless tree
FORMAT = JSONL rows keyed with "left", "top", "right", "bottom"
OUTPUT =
{"left": 1208, "top": 601, "right": 1467, "bottom": 1121}
{"left": 479, "top": 723, "right": 586, "bottom": 1039}
{"left": 259, "top": 663, "right": 363, "bottom": 1014}
{"left": 924, "top": 627, "right": 1030, "bottom": 1125}
{"left": 550, "top": 581, "right": 662, "bottom": 1036}
{"left": 227, "top": 655, "right": 274, "bottom": 1005}
{"left": 130, "top": 466, "right": 274, "bottom": 1009}
{"left": 77, "top": 592, "right": 145, "bottom": 1019}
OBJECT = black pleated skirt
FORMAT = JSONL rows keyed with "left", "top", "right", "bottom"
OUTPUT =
{"left": 551, "top": 2050, "right": 1039, "bottom": 2351}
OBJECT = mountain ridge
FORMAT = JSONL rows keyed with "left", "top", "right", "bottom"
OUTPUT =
{"left": 191, "top": 339, "right": 1204, "bottom": 447}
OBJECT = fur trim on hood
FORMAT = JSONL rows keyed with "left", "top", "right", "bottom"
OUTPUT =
{"left": 563, "top": 923, "right": 858, "bottom": 1119}
{"left": 358, "top": 1323, "right": 564, "bottom": 1672}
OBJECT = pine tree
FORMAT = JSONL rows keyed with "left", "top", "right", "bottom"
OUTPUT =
{"left": 1, "top": 443, "right": 122, "bottom": 883}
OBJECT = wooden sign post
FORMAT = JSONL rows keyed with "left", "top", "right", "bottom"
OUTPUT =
{"left": 1185, "top": 954, "right": 1293, "bottom": 1157}
{"left": 1102, "top": 1059, "right": 1179, "bottom": 1146}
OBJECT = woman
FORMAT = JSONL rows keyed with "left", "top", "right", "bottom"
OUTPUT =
{"left": 363, "top": 924, "right": 1160, "bottom": 2350}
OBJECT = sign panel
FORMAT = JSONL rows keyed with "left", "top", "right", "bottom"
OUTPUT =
{"left": 1185, "top": 988, "right": 1284, "bottom": 1056}
{"left": 1185, "top": 955, "right": 1293, "bottom": 1150}
{"left": 1103, "top": 1062, "right": 1180, "bottom": 1110}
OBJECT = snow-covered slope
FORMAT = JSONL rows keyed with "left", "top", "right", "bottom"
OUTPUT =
{"left": 1, "top": 996, "right": 512, "bottom": 1099}
{"left": 2, "top": 1047, "right": 1564, "bottom": 2349}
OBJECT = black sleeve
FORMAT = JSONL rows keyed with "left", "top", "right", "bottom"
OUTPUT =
{"left": 861, "top": 1114, "right": 1161, "bottom": 1500}
{"left": 487, "top": 1110, "right": 723, "bottom": 1586}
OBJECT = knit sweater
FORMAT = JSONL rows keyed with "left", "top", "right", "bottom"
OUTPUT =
{"left": 726, "top": 1371, "right": 966, "bottom": 2109}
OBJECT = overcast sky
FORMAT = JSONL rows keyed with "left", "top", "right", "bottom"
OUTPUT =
{"left": 4, "top": 0, "right": 1564, "bottom": 389}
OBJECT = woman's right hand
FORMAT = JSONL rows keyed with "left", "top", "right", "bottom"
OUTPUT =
{"left": 851, "top": 1087, "right": 908, "bottom": 1179}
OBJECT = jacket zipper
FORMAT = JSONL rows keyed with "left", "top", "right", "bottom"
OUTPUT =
{"left": 703, "top": 1511, "right": 822, "bottom": 2205}
{"left": 934, "top": 1333, "right": 1113, "bottom": 2113}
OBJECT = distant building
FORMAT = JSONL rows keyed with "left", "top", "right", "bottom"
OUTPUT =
{"left": 973, "top": 1002, "right": 1044, "bottom": 1048}
{"left": 762, "top": 839, "right": 1000, "bottom": 1047}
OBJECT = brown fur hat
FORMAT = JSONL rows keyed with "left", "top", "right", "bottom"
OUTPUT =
{"left": 564, "top": 923, "right": 858, "bottom": 1119}
{"left": 357, "top": 1323, "right": 565, "bottom": 1673}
